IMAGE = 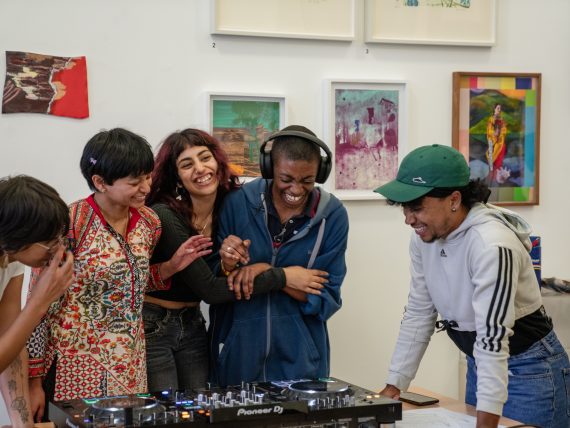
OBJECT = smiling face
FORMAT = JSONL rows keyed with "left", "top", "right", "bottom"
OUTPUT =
{"left": 97, "top": 173, "right": 152, "bottom": 209}
{"left": 271, "top": 158, "right": 319, "bottom": 215}
{"left": 176, "top": 145, "right": 219, "bottom": 199}
{"left": 494, "top": 104, "right": 502, "bottom": 116}
{"left": 402, "top": 193, "right": 463, "bottom": 242}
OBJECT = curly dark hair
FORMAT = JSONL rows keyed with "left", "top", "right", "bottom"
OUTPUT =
{"left": 146, "top": 129, "right": 241, "bottom": 234}
{"left": 388, "top": 179, "right": 491, "bottom": 209}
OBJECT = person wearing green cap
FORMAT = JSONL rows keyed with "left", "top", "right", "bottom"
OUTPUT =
{"left": 375, "top": 144, "right": 569, "bottom": 428}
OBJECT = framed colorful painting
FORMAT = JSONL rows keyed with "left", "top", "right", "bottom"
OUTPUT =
{"left": 211, "top": 0, "right": 356, "bottom": 41}
{"left": 324, "top": 79, "right": 407, "bottom": 200}
{"left": 452, "top": 72, "right": 541, "bottom": 206}
{"left": 364, "top": 0, "right": 496, "bottom": 46}
{"left": 208, "top": 93, "right": 286, "bottom": 179}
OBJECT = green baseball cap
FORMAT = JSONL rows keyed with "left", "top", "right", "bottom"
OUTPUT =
{"left": 374, "top": 144, "right": 470, "bottom": 202}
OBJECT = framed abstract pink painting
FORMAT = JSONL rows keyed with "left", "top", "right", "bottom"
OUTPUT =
{"left": 324, "top": 79, "right": 407, "bottom": 200}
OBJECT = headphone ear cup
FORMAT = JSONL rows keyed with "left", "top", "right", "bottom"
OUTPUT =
{"left": 316, "top": 155, "right": 332, "bottom": 183}
{"left": 259, "top": 151, "right": 273, "bottom": 179}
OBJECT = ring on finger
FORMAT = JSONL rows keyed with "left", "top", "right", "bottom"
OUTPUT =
{"left": 227, "top": 246, "right": 232, "bottom": 252}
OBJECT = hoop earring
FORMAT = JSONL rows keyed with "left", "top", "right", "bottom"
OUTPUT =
{"left": 175, "top": 184, "right": 184, "bottom": 201}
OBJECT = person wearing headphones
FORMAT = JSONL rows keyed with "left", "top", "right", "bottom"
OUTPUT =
{"left": 209, "top": 125, "right": 349, "bottom": 386}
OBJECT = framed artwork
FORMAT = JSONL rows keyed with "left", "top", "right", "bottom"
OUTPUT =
{"left": 2, "top": 51, "right": 89, "bottom": 119}
{"left": 452, "top": 72, "right": 541, "bottom": 206}
{"left": 364, "top": 0, "right": 496, "bottom": 46}
{"left": 325, "top": 79, "right": 407, "bottom": 200}
{"left": 208, "top": 93, "right": 286, "bottom": 179}
{"left": 211, "top": 0, "right": 355, "bottom": 41}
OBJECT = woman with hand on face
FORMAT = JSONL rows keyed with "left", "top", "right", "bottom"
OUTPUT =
{"left": 144, "top": 128, "right": 328, "bottom": 392}
{"left": 26, "top": 128, "right": 211, "bottom": 422}
{"left": 0, "top": 175, "right": 73, "bottom": 428}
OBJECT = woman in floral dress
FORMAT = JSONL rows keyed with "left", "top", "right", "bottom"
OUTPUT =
{"left": 27, "top": 128, "right": 211, "bottom": 422}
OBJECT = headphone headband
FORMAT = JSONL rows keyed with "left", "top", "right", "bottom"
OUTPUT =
{"left": 258, "top": 129, "right": 332, "bottom": 183}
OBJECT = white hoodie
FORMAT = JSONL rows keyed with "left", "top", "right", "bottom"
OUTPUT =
{"left": 386, "top": 203, "right": 542, "bottom": 416}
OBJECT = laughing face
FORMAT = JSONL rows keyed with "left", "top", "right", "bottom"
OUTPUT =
{"left": 402, "top": 194, "right": 461, "bottom": 243}
{"left": 101, "top": 174, "right": 152, "bottom": 210}
{"left": 176, "top": 145, "right": 219, "bottom": 199}
{"left": 271, "top": 158, "right": 319, "bottom": 215}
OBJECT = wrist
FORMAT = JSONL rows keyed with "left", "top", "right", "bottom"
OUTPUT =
{"left": 221, "top": 259, "right": 239, "bottom": 276}
{"left": 159, "top": 260, "right": 176, "bottom": 280}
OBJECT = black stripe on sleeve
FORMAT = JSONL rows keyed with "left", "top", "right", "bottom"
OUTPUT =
{"left": 483, "top": 247, "right": 513, "bottom": 352}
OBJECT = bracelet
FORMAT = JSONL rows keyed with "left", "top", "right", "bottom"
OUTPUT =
{"left": 221, "top": 260, "right": 239, "bottom": 276}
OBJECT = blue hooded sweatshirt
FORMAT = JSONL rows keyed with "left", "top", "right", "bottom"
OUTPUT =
{"left": 208, "top": 178, "right": 348, "bottom": 386}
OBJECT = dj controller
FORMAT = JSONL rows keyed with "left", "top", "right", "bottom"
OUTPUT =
{"left": 49, "top": 377, "right": 402, "bottom": 428}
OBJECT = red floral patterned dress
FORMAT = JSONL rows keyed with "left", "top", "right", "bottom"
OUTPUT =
{"left": 28, "top": 196, "right": 168, "bottom": 400}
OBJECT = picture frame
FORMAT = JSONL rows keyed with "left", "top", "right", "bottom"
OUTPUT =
{"left": 452, "top": 72, "right": 541, "bottom": 206}
{"left": 211, "top": 0, "right": 356, "bottom": 41}
{"left": 364, "top": 0, "right": 496, "bottom": 46}
{"left": 324, "top": 79, "right": 408, "bottom": 200}
{"left": 208, "top": 92, "right": 286, "bottom": 179}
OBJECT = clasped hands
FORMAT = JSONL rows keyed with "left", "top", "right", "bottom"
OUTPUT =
{"left": 221, "top": 235, "right": 329, "bottom": 300}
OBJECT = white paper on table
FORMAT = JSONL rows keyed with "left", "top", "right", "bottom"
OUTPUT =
{"left": 398, "top": 408, "right": 507, "bottom": 428}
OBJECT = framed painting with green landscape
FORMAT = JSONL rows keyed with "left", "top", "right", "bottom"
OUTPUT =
{"left": 209, "top": 93, "right": 285, "bottom": 179}
{"left": 452, "top": 72, "right": 541, "bottom": 206}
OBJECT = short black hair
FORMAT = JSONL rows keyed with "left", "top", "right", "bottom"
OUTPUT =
{"left": 271, "top": 125, "right": 321, "bottom": 165}
{"left": 388, "top": 179, "right": 491, "bottom": 209}
{"left": 0, "top": 175, "right": 69, "bottom": 252}
{"left": 80, "top": 128, "right": 154, "bottom": 191}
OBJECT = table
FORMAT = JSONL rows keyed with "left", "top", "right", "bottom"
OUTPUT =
{"left": 406, "top": 387, "right": 521, "bottom": 426}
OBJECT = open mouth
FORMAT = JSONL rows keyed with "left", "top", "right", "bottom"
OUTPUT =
{"left": 195, "top": 173, "right": 213, "bottom": 185}
{"left": 284, "top": 193, "right": 303, "bottom": 204}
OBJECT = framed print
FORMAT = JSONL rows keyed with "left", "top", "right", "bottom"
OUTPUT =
{"left": 208, "top": 93, "right": 286, "bottom": 179}
{"left": 364, "top": 0, "right": 496, "bottom": 46}
{"left": 452, "top": 72, "right": 541, "bottom": 206}
{"left": 325, "top": 79, "right": 407, "bottom": 200}
{"left": 211, "top": 0, "right": 355, "bottom": 41}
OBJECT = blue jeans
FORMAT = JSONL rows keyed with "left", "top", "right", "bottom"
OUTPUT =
{"left": 143, "top": 302, "right": 208, "bottom": 391}
{"left": 466, "top": 330, "right": 570, "bottom": 428}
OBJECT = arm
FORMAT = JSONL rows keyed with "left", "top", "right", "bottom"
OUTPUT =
{"left": 470, "top": 243, "right": 518, "bottom": 418}
{"left": 0, "top": 274, "right": 32, "bottom": 428}
{"left": 298, "top": 205, "right": 349, "bottom": 321}
{"left": 385, "top": 235, "right": 438, "bottom": 392}
{"left": 0, "top": 249, "right": 72, "bottom": 373}
{"left": 476, "top": 411, "right": 500, "bottom": 428}
{"left": 228, "top": 264, "right": 328, "bottom": 300}
{"left": 149, "top": 204, "right": 286, "bottom": 304}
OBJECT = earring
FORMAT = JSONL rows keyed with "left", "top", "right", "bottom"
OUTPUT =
{"left": 175, "top": 184, "right": 184, "bottom": 201}
{"left": 0, "top": 252, "right": 9, "bottom": 269}
{"left": 451, "top": 207, "right": 457, "bottom": 212}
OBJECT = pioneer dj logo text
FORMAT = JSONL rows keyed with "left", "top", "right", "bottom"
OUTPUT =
{"left": 236, "top": 405, "right": 284, "bottom": 416}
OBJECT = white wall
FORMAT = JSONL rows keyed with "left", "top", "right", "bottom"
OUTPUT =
{"left": 1, "top": 0, "right": 569, "bottom": 423}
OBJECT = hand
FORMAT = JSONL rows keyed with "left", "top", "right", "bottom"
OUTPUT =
{"left": 164, "top": 235, "right": 213, "bottom": 277}
{"left": 283, "top": 266, "right": 328, "bottom": 295}
{"left": 28, "top": 247, "right": 73, "bottom": 315}
{"left": 227, "top": 263, "right": 271, "bottom": 300}
{"left": 379, "top": 384, "right": 400, "bottom": 399}
{"left": 28, "top": 377, "right": 45, "bottom": 423}
{"left": 221, "top": 235, "right": 250, "bottom": 270}
{"left": 495, "top": 166, "right": 511, "bottom": 184}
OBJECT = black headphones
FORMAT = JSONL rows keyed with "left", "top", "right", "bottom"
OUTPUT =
{"left": 258, "top": 130, "right": 332, "bottom": 184}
